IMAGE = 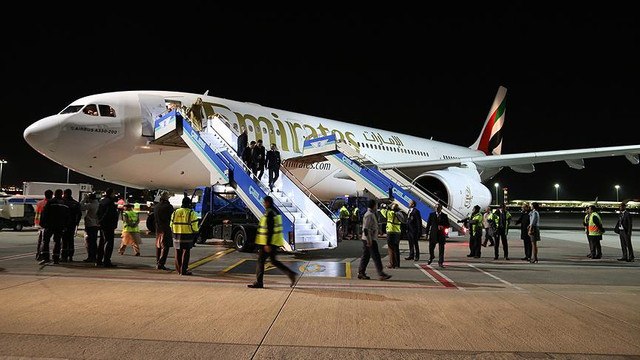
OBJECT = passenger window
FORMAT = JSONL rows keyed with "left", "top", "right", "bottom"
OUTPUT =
{"left": 233, "top": 124, "right": 238, "bottom": 131}
{"left": 98, "top": 105, "right": 116, "bottom": 117}
{"left": 83, "top": 104, "right": 98, "bottom": 116}
{"left": 262, "top": 128, "right": 267, "bottom": 134}
{"left": 248, "top": 125, "right": 254, "bottom": 132}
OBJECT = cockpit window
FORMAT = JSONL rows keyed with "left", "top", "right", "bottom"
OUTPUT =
{"left": 98, "top": 104, "right": 116, "bottom": 117}
{"left": 60, "top": 105, "right": 83, "bottom": 114}
{"left": 83, "top": 104, "right": 98, "bottom": 116}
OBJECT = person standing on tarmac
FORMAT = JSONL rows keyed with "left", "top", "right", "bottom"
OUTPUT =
{"left": 97, "top": 188, "right": 119, "bottom": 268}
{"left": 586, "top": 205, "right": 605, "bottom": 259}
{"left": 492, "top": 204, "right": 512, "bottom": 260}
{"left": 61, "top": 188, "right": 82, "bottom": 262}
{"left": 481, "top": 206, "right": 496, "bottom": 247}
{"left": 616, "top": 202, "right": 634, "bottom": 262}
{"left": 81, "top": 192, "right": 99, "bottom": 263}
{"left": 248, "top": 196, "right": 297, "bottom": 288}
{"left": 35, "top": 189, "right": 53, "bottom": 262}
{"left": 171, "top": 197, "right": 199, "bottom": 275}
{"left": 515, "top": 203, "right": 531, "bottom": 261}
{"left": 357, "top": 199, "right": 392, "bottom": 281}
{"left": 405, "top": 200, "right": 422, "bottom": 261}
{"left": 425, "top": 203, "right": 450, "bottom": 268}
{"left": 154, "top": 191, "right": 174, "bottom": 270}
{"left": 38, "top": 189, "right": 69, "bottom": 265}
{"left": 466, "top": 205, "right": 483, "bottom": 258}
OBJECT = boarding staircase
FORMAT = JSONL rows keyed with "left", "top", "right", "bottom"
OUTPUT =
{"left": 152, "top": 110, "right": 338, "bottom": 251}
{"left": 300, "top": 135, "right": 467, "bottom": 230}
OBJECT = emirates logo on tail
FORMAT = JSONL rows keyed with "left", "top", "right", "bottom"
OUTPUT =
{"left": 471, "top": 86, "right": 507, "bottom": 156}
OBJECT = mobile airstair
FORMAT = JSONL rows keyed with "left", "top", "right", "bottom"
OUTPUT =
{"left": 152, "top": 110, "right": 337, "bottom": 251}
{"left": 300, "top": 135, "right": 467, "bottom": 230}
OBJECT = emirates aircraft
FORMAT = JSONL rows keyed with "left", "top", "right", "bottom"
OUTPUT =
{"left": 23, "top": 87, "right": 640, "bottom": 216}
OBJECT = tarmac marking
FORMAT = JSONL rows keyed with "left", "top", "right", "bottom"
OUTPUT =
{"left": 416, "top": 263, "right": 461, "bottom": 290}
{"left": 0, "top": 252, "right": 37, "bottom": 261}
{"left": 467, "top": 264, "right": 525, "bottom": 291}
{"left": 187, "top": 248, "right": 235, "bottom": 271}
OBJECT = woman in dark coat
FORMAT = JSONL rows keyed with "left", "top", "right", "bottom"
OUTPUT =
{"left": 515, "top": 203, "right": 531, "bottom": 261}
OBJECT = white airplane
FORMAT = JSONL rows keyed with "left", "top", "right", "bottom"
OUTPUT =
{"left": 23, "top": 87, "right": 640, "bottom": 217}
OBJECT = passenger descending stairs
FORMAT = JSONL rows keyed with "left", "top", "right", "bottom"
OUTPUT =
{"left": 152, "top": 110, "right": 337, "bottom": 251}
{"left": 300, "top": 135, "right": 467, "bottom": 230}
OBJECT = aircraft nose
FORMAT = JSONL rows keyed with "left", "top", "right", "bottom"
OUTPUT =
{"left": 23, "top": 115, "right": 63, "bottom": 153}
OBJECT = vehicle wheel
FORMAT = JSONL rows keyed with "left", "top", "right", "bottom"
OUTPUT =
{"left": 233, "top": 229, "right": 253, "bottom": 252}
{"left": 13, "top": 223, "right": 23, "bottom": 231}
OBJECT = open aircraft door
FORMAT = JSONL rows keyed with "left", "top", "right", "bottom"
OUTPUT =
{"left": 139, "top": 94, "right": 167, "bottom": 137}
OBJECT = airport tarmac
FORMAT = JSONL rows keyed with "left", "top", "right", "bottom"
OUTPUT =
{"left": 0, "top": 225, "right": 638, "bottom": 360}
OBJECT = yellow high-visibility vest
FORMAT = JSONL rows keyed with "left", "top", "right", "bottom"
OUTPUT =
{"left": 384, "top": 210, "right": 401, "bottom": 234}
{"left": 170, "top": 208, "right": 199, "bottom": 234}
{"left": 588, "top": 212, "right": 603, "bottom": 236}
{"left": 122, "top": 210, "right": 139, "bottom": 233}
{"left": 255, "top": 208, "right": 285, "bottom": 246}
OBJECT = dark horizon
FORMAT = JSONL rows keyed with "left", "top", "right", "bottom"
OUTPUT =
{"left": 1, "top": 6, "right": 638, "bottom": 202}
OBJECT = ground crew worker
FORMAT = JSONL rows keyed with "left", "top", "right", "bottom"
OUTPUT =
{"left": 338, "top": 204, "right": 350, "bottom": 240}
{"left": 35, "top": 189, "right": 53, "bottom": 262}
{"left": 467, "top": 205, "right": 484, "bottom": 258}
{"left": 382, "top": 203, "right": 402, "bottom": 268}
{"left": 117, "top": 197, "right": 125, "bottom": 216}
{"left": 118, "top": 204, "right": 142, "bottom": 256}
{"left": 587, "top": 205, "right": 604, "bottom": 259}
{"left": 133, "top": 201, "right": 141, "bottom": 213}
{"left": 248, "top": 196, "right": 297, "bottom": 288}
{"left": 492, "top": 204, "right": 512, "bottom": 260}
{"left": 583, "top": 208, "right": 592, "bottom": 258}
{"left": 350, "top": 205, "right": 360, "bottom": 239}
{"left": 171, "top": 197, "right": 199, "bottom": 275}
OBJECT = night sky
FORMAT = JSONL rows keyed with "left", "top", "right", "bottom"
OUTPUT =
{"left": 2, "top": 5, "right": 638, "bottom": 202}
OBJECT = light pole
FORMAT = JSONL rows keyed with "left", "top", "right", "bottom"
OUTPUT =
{"left": 0, "top": 159, "right": 6, "bottom": 190}
{"left": 615, "top": 185, "right": 620, "bottom": 202}
{"left": 494, "top": 182, "right": 499, "bottom": 205}
{"left": 66, "top": 168, "right": 70, "bottom": 183}
{"left": 554, "top": 183, "right": 559, "bottom": 201}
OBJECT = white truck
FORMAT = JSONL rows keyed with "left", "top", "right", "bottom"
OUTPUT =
{"left": 0, "top": 195, "right": 42, "bottom": 231}
{"left": 23, "top": 182, "right": 93, "bottom": 201}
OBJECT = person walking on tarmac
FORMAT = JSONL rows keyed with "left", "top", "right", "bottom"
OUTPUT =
{"left": 381, "top": 203, "right": 403, "bottom": 269}
{"left": 350, "top": 204, "right": 361, "bottom": 240}
{"left": 425, "top": 203, "right": 450, "bottom": 268}
{"left": 481, "top": 206, "right": 496, "bottom": 247}
{"left": 35, "top": 189, "right": 52, "bottom": 262}
{"left": 38, "top": 189, "right": 69, "bottom": 265}
{"left": 118, "top": 203, "right": 142, "bottom": 256}
{"left": 492, "top": 204, "right": 512, "bottom": 260}
{"left": 338, "top": 203, "right": 350, "bottom": 240}
{"left": 616, "top": 202, "right": 634, "bottom": 262}
{"left": 171, "top": 197, "right": 199, "bottom": 275}
{"left": 154, "top": 191, "right": 174, "bottom": 270}
{"left": 357, "top": 199, "right": 392, "bottom": 281}
{"left": 97, "top": 188, "right": 119, "bottom": 268}
{"left": 61, "top": 188, "right": 82, "bottom": 262}
{"left": 248, "top": 196, "right": 297, "bottom": 288}
{"left": 586, "top": 205, "right": 605, "bottom": 259}
{"left": 515, "top": 203, "right": 531, "bottom": 261}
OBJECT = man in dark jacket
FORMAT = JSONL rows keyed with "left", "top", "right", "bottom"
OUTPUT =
{"left": 237, "top": 126, "right": 248, "bottom": 157}
{"left": 404, "top": 200, "right": 422, "bottom": 261}
{"left": 616, "top": 202, "right": 634, "bottom": 262}
{"left": 425, "top": 203, "right": 449, "bottom": 268}
{"left": 154, "top": 191, "right": 174, "bottom": 270}
{"left": 61, "top": 188, "right": 82, "bottom": 262}
{"left": 265, "top": 143, "right": 281, "bottom": 191}
{"left": 38, "top": 189, "right": 69, "bottom": 265}
{"left": 252, "top": 139, "right": 266, "bottom": 180}
{"left": 96, "top": 188, "right": 119, "bottom": 267}
{"left": 515, "top": 203, "right": 531, "bottom": 261}
{"left": 242, "top": 141, "right": 256, "bottom": 174}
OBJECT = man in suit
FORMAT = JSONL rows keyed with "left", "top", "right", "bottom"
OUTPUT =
{"left": 616, "top": 202, "right": 634, "bottom": 262}
{"left": 404, "top": 200, "right": 422, "bottom": 261}
{"left": 492, "top": 204, "right": 512, "bottom": 260}
{"left": 425, "top": 203, "right": 450, "bottom": 268}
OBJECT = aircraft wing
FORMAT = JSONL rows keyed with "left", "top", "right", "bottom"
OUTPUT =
{"left": 377, "top": 144, "right": 640, "bottom": 177}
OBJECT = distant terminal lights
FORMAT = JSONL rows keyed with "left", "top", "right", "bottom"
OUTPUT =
{"left": 508, "top": 199, "right": 639, "bottom": 212}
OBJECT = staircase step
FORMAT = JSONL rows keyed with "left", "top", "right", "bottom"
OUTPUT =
{"left": 295, "top": 234, "right": 324, "bottom": 243}
{"left": 295, "top": 223, "right": 313, "bottom": 230}
{"left": 294, "top": 242, "right": 334, "bottom": 251}
{"left": 295, "top": 229, "right": 319, "bottom": 236}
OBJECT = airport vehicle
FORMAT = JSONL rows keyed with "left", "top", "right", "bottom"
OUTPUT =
{"left": 0, "top": 195, "right": 42, "bottom": 231}
{"left": 23, "top": 181, "right": 93, "bottom": 202}
{"left": 23, "top": 87, "right": 640, "bottom": 249}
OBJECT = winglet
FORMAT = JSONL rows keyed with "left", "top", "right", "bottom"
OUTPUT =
{"left": 470, "top": 86, "right": 507, "bottom": 155}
